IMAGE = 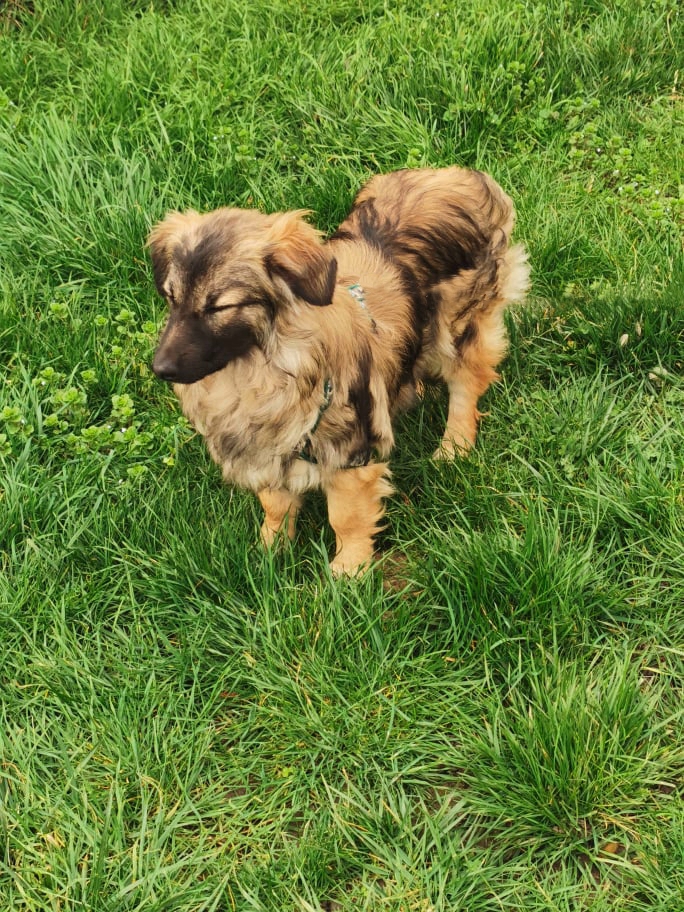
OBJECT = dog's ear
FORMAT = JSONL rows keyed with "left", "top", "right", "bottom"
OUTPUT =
{"left": 264, "top": 211, "right": 337, "bottom": 307}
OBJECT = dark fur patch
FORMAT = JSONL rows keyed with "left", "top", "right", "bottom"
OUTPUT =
{"left": 217, "top": 428, "right": 246, "bottom": 461}
{"left": 454, "top": 319, "right": 478, "bottom": 351}
{"left": 264, "top": 253, "right": 338, "bottom": 307}
{"left": 331, "top": 197, "right": 399, "bottom": 260}
{"left": 328, "top": 227, "right": 355, "bottom": 243}
{"left": 347, "top": 343, "right": 374, "bottom": 465}
{"left": 335, "top": 193, "right": 484, "bottom": 289}
{"left": 150, "top": 246, "right": 171, "bottom": 296}
{"left": 424, "top": 287, "right": 442, "bottom": 317}
{"left": 396, "top": 204, "right": 484, "bottom": 281}
{"left": 353, "top": 199, "right": 394, "bottom": 253}
{"left": 180, "top": 230, "right": 232, "bottom": 289}
{"left": 388, "top": 266, "right": 426, "bottom": 390}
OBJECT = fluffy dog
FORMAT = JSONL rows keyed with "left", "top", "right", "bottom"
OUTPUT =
{"left": 149, "top": 167, "right": 529, "bottom": 575}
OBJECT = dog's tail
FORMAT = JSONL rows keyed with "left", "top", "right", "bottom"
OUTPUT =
{"left": 497, "top": 242, "right": 530, "bottom": 308}
{"left": 431, "top": 232, "right": 529, "bottom": 339}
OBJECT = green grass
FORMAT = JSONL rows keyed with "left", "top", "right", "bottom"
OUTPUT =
{"left": 1, "top": 1, "right": 683, "bottom": 909}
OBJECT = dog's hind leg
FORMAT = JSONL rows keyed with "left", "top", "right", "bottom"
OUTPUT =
{"left": 258, "top": 488, "right": 302, "bottom": 547}
{"left": 434, "top": 244, "right": 529, "bottom": 459}
{"left": 324, "top": 463, "right": 393, "bottom": 576}
{"left": 434, "top": 307, "right": 507, "bottom": 459}
{"left": 435, "top": 313, "right": 506, "bottom": 458}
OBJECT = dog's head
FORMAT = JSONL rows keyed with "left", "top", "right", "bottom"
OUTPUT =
{"left": 148, "top": 208, "right": 338, "bottom": 384}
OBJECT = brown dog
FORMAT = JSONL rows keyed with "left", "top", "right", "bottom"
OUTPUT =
{"left": 149, "top": 167, "right": 529, "bottom": 575}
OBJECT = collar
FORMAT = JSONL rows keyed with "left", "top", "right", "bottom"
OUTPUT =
{"left": 296, "top": 375, "right": 372, "bottom": 469}
{"left": 297, "top": 378, "right": 333, "bottom": 464}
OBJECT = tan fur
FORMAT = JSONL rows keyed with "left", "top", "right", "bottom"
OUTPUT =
{"left": 325, "top": 463, "right": 394, "bottom": 575}
{"left": 148, "top": 166, "right": 529, "bottom": 575}
{"left": 258, "top": 487, "right": 301, "bottom": 547}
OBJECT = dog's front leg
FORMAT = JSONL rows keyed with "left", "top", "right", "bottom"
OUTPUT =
{"left": 324, "top": 463, "right": 393, "bottom": 576}
{"left": 258, "top": 488, "right": 302, "bottom": 547}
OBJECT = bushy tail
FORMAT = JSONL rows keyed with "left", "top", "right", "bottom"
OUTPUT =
{"left": 498, "top": 243, "right": 530, "bottom": 306}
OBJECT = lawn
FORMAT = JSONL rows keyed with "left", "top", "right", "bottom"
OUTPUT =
{"left": 0, "top": 1, "right": 682, "bottom": 909}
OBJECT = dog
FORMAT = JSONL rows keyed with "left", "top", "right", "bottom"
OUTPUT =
{"left": 148, "top": 166, "right": 529, "bottom": 575}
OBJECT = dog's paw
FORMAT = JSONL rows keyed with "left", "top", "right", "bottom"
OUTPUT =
{"left": 329, "top": 537, "right": 376, "bottom": 577}
{"left": 433, "top": 437, "right": 472, "bottom": 460}
{"left": 432, "top": 442, "right": 455, "bottom": 461}
{"left": 330, "top": 546, "right": 375, "bottom": 578}
{"left": 260, "top": 523, "right": 277, "bottom": 548}
{"left": 260, "top": 522, "right": 294, "bottom": 549}
{"left": 330, "top": 557, "right": 369, "bottom": 578}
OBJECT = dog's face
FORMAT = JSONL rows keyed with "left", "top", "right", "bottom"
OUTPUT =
{"left": 148, "top": 208, "right": 338, "bottom": 384}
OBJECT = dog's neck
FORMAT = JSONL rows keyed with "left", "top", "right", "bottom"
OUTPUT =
{"left": 267, "top": 289, "right": 364, "bottom": 378}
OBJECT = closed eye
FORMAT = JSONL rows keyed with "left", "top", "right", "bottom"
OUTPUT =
{"left": 204, "top": 302, "right": 238, "bottom": 315}
{"left": 203, "top": 290, "right": 236, "bottom": 314}
{"left": 204, "top": 294, "right": 269, "bottom": 315}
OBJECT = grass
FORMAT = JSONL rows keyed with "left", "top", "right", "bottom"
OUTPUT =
{"left": 0, "top": 0, "right": 682, "bottom": 909}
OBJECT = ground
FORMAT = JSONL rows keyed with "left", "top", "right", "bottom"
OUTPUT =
{"left": 0, "top": 1, "right": 682, "bottom": 909}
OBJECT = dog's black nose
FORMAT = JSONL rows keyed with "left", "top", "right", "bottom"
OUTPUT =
{"left": 151, "top": 353, "right": 179, "bottom": 382}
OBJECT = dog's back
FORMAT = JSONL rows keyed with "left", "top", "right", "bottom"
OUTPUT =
{"left": 332, "top": 166, "right": 515, "bottom": 288}
{"left": 331, "top": 165, "right": 529, "bottom": 457}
